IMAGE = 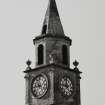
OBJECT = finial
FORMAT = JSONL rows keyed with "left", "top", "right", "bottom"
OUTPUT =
{"left": 73, "top": 60, "right": 79, "bottom": 68}
{"left": 26, "top": 59, "right": 32, "bottom": 67}
{"left": 26, "top": 59, "right": 32, "bottom": 71}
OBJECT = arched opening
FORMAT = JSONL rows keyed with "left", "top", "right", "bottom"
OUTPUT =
{"left": 42, "top": 25, "right": 47, "bottom": 34}
{"left": 38, "top": 44, "right": 44, "bottom": 65}
{"left": 62, "top": 45, "right": 68, "bottom": 65}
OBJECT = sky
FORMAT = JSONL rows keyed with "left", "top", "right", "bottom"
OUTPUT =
{"left": 0, "top": 0, "right": 105, "bottom": 105}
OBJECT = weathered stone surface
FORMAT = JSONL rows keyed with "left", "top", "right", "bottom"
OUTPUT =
{"left": 34, "top": 37, "right": 70, "bottom": 67}
{"left": 42, "top": 0, "right": 64, "bottom": 36}
{"left": 25, "top": 65, "right": 81, "bottom": 105}
{"left": 24, "top": 1, "right": 81, "bottom": 105}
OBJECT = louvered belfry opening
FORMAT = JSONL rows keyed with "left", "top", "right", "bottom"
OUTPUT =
{"left": 38, "top": 44, "right": 44, "bottom": 65}
{"left": 62, "top": 45, "right": 68, "bottom": 65}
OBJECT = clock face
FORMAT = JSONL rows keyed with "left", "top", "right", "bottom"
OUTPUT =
{"left": 59, "top": 76, "right": 73, "bottom": 97}
{"left": 31, "top": 74, "right": 48, "bottom": 98}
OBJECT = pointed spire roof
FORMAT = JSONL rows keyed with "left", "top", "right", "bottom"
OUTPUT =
{"left": 41, "top": 0, "right": 64, "bottom": 36}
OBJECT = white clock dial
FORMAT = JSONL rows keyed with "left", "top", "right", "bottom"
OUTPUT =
{"left": 31, "top": 74, "right": 48, "bottom": 98}
{"left": 60, "top": 76, "right": 73, "bottom": 97}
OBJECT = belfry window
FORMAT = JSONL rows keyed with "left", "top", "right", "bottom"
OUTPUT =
{"left": 42, "top": 25, "right": 47, "bottom": 34}
{"left": 38, "top": 44, "right": 44, "bottom": 65}
{"left": 62, "top": 45, "right": 68, "bottom": 65}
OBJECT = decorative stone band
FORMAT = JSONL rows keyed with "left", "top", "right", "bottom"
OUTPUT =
{"left": 33, "top": 34, "right": 72, "bottom": 45}
{"left": 24, "top": 63, "right": 82, "bottom": 74}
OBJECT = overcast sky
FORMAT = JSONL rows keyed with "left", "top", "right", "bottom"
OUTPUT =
{"left": 0, "top": 0, "right": 105, "bottom": 105}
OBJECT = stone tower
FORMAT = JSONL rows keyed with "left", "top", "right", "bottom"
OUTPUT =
{"left": 24, "top": 0, "right": 82, "bottom": 105}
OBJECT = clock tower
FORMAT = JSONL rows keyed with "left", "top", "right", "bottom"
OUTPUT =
{"left": 24, "top": 0, "right": 82, "bottom": 105}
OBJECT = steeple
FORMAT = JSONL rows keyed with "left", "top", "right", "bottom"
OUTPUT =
{"left": 24, "top": 1, "right": 82, "bottom": 105}
{"left": 41, "top": 0, "right": 64, "bottom": 36}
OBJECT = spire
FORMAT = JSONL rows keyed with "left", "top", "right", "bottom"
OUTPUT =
{"left": 41, "top": 0, "right": 64, "bottom": 36}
